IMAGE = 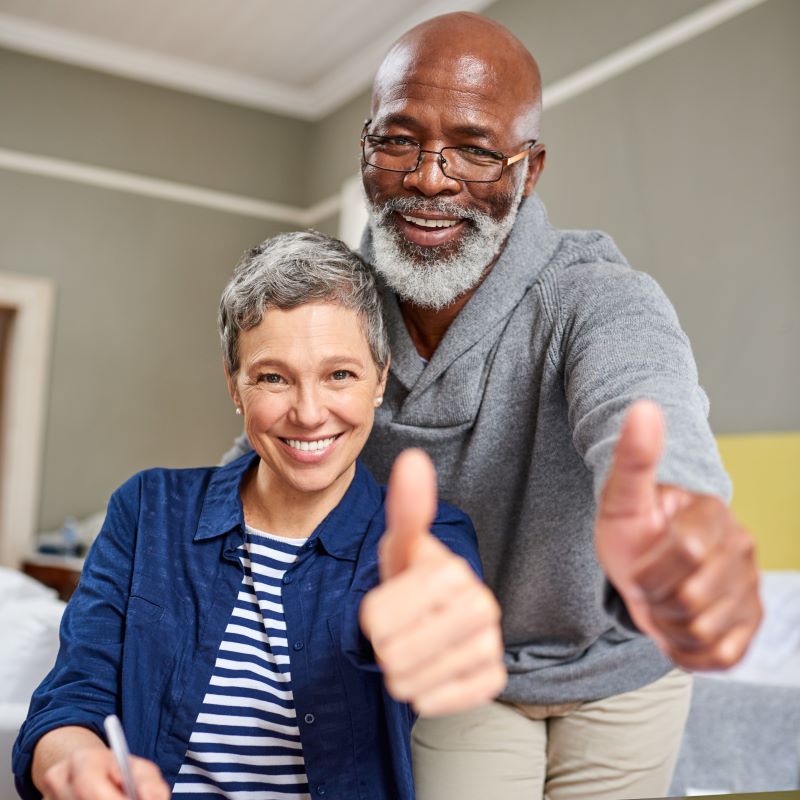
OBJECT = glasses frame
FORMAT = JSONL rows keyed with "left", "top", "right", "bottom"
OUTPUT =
{"left": 360, "top": 120, "right": 536, "bottom": 184}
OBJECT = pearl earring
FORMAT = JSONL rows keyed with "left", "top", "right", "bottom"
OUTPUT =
{"left": 375, "top": 396, "right": 383, "bottom": 407}
{"left": 235, "top": 407, "right": 242, "bottom": 416}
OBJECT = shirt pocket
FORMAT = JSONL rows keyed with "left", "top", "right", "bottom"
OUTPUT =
{"left": 328, "top": 610, "right": 404, "bottom": 799}
{"left": 127, "top": 594, "right": 165, "bottom": 623}
{"left": 122, "top": 595, "right": 178, "bottom": 733}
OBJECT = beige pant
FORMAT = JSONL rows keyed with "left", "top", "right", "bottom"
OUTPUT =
{"left": 412, "top": 668, "right": 692, "bottom": 800}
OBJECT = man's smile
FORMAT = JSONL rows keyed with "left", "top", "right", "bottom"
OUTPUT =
{"left": 400, "top": 214, "right": 460, "bottom": 229}
{"left": 394, "top": 211, "right": 467, "bottom": 247}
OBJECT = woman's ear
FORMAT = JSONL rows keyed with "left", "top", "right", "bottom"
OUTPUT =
{"left": 375, "top": 356, "right": 390, "bottom": 405}
{"left": 224, "top": 359, "right": 241, "bottom": 410}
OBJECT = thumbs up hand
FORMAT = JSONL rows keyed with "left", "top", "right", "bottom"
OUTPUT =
{"left": 360, "top": 449, "right": 506, "bottom": 716}
{"left": 596, "top": 400, "right": 762, "bottom": 670}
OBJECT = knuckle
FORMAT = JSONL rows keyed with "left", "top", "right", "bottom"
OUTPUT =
{"left": 41, "top": 767, "right": 62, "bottom": 794}
{"left": 385, "top": 674, "right": 411, "bottom": 701}
{"left": 476, "top": 629, "right": 500, "bottom": 661}
{"left": 674, "top": 532, "right": 707, "bottom": 570}
{"left": 494, "top": 662, "right": 509, "bottom": 690}
{"left": 734, "top": 527, "right": 756, "bottom": 560}
{"left": 439, "top": 556, "right": 472, "bottom": 588}
{"left": 712, "top": 643, "right": 741, "bottom": 670}
{"left": 671, "top": 584, "right": 700, "bottom": 618}
{"left": 470, "top": 588, "right": 499, "bottom": 623}
{"left": 358, "top": 593, "right": 374, "bottom": 624}
{"left": 379, "top": 640, "right": 406, "bottom": 670}
{"left": 685, "top": 617, "right": 713, "bottom": 647}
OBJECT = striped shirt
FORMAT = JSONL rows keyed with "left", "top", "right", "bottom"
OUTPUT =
{"left": 173, "top": 526, "right": 310, "bottom": 799}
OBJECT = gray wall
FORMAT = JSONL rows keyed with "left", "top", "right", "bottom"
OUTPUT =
{"left": 1, "top": 0, "right": 797, "bottom": 531}
{"left": 489, "top": 0, "right": 800, "bottom": 435}
{"left": 0, "top": 50, "right": 306, "bottom": 529}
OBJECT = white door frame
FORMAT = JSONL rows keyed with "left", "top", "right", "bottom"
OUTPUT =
{"left": 0, "top": 273, "right": 56, "bottom": 567}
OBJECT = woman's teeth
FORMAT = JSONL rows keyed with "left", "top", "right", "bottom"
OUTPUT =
{"left": 401, "top": 215, "right": 460, "bottom": 229}
{"left": 285, "top": 436, "right": 336, "bottom": 452}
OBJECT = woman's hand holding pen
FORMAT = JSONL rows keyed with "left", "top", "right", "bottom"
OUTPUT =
{"left": 33, "top": 725, "right": 169, "bottom": 800}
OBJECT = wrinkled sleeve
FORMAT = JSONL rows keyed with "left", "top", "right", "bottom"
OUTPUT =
{"left": 12, "top": 476, "right": 142, "bottom": 800}
{"left": 553, "top": 262, "right": 731, "bottom": 500}
{"left": 341, "top": 502, "right": 482, "bottom": 671}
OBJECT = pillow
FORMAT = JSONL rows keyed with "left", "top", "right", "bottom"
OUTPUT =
{"left": 707, "top": 570, "right": 800, "bottom": 687}
{"left": 0, "top": 595, "right": 65, "bottom": 704}
{"left": 0, "top": 566, "right": 57, "bottom": 605}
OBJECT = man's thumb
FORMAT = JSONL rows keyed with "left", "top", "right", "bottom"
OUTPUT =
{"left": 599, "top": 399, "right": 664, "bottom": 521}
{"left": 380, "top": 448, "right": 438, "bottom": 581}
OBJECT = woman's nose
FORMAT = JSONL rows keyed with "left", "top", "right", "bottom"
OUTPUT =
{"left": 289, "top": 385, "right": 328, "bottom": 428}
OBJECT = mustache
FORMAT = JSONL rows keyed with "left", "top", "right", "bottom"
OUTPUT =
{"left": 370, "top": 196, "right": 488, "bottom": 224}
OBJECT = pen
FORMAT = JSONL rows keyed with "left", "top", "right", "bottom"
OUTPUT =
{"left": 103, "top": 714, "right": 140, "bottom": 800}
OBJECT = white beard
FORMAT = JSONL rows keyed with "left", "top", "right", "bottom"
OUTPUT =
{"left": 365, "top": 176, "right": 526, "bottom": 310}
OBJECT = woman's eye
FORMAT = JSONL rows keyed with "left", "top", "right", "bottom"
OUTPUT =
{"left": 258, "top": 373, "right": 284, "bottom": 384}
{"left": 331, "top": 369, "right": 354, "bottom": 381}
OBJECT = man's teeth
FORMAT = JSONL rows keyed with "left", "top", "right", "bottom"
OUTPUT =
{"left": 285, "top": 436, "right": 336, "bottom": 452}
{"left": 401, "top": 215, "right": 460, "bottom": 229}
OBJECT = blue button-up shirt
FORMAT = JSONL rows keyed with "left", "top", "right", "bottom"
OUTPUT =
{"left": 13, "top": 453, "right": 481, "bottom": 800}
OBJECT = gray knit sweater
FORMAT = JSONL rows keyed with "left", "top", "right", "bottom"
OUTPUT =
{"left": 359, "top": 194, "right": 730, "bottom": 704}
{"left": 223, "top": 195, "right": 730, "bottom": 704}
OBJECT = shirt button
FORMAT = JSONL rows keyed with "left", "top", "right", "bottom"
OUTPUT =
{"left": 316, "top": 786, "right": 326, "bottom": 796}
{"left": 282, "top": 574, "right": 292, "bottom": 585}
{"left": 293, "top": 641, "right": 304, "bottom": 651}
{"left": 304, "top": 713, "right": 315, "bottom": 724}
{"left": 304, "top": 541, "right": 314, "bottom": 551}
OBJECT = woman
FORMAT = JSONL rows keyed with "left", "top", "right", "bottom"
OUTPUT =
{"left": 13, "top": 231, "right": 492, "bottom": 800}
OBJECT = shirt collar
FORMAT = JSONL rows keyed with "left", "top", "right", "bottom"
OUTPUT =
{"left": 195, "top": 452, "right": 382, "bottom": 561}
{"left": 314, "top": 460, "right": 383, "bottom": 561}
{"left": 194, "top": 451, "right": 257, "bottom": 541}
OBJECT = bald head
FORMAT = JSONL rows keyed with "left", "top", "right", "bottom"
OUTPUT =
{"left": 373, "top": 12, "right": 542, "bottom": 139}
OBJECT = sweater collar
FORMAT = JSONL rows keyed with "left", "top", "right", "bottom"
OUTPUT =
{"left": 361, "top": 193, "right": 561, "bottom": 393}
{"left": 194, "top": 452, "right": 382, "bottom": 561}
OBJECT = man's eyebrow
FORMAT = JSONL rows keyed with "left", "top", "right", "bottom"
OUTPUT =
{"left": 373, "top": 116, "right": 496, "bottom": 144}
{"left": 448, "top": 124, "right": 494, "bottom": 141}
{"left": 374, "top": 113, "right": 419, "bottom": 129}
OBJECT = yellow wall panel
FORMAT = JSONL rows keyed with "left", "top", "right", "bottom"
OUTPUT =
{"left": 716, "top": 433, "right": 800, "bottom": 571}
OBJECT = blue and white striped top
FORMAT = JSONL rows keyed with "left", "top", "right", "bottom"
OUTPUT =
{"left": 173, "top": 526, "right": 310, "bottom": 799}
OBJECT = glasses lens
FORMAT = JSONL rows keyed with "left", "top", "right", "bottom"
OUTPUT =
{"left": 363, "top": 136, "right": 419, "bottom": 172}
{"left": 442, "top": 148, "right": 504, "bottom": 182}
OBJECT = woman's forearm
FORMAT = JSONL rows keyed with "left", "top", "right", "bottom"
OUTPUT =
{"left": 31, "top": 725, "right": 106, "bottom": 793}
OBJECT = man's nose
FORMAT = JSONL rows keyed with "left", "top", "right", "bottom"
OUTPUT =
{"left": 289, "top": 384, "right": 328, "bottom": 428}
{"left": 402, "top": 151, "right": 461, "bottom": 197}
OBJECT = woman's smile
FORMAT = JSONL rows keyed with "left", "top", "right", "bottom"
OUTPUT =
{"left": 278, "top": 432, "right": 343, "bottom": 461}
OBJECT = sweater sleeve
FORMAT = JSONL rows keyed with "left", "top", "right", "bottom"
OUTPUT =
{"left": 552, "top": 260, "right": 731, "bottom": 501}
{"left": 12, "top": 477, "right": 142, "bottom": 800}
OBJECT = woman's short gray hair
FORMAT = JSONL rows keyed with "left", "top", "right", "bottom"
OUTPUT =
{"left": 219, "top": 230, "right": 389, "bottom": 377}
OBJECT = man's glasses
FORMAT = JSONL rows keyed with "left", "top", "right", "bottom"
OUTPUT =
{"left": 360, "top": 120, "right": 535, "bottom": 184}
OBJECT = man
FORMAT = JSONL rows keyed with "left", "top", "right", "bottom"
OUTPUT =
{"left": 353, "top": 11, "right": 762, "bottom": 800}
{"left": 224, "top": 11, "right": 761, "bottom": 798}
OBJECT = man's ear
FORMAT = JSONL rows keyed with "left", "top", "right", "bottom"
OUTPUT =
{"left": 523, "top": 143, "right": 546, "bottom": 197}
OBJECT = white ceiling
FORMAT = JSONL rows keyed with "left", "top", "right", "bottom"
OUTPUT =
{"left": 0, "top": 0, "right": 493, "bottom": 120}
